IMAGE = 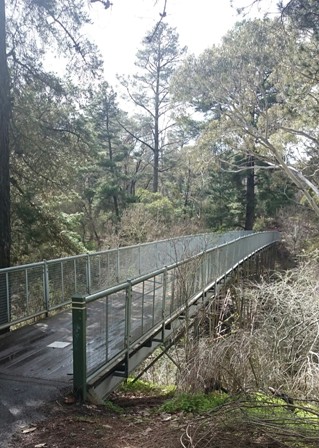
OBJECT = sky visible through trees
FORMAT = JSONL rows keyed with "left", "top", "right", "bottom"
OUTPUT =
{"left": 0, "top": 0, "right": 318, "bottom": 280}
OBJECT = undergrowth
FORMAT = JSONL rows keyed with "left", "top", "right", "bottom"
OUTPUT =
{"left": 160, "top": 392, "right": 228, "bottom": 414}
{"left": 175, "top": 393, "right": 319, "bottom": 448}
{"left": 118, "top": 378, "right": 175, "bottom": 396}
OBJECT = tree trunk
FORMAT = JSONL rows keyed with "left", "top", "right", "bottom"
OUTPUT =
{"left": 0, "top": 0, "right": 11, "bottom": 327}
{"left": 244, "top": 155, "right": 255, "bottom": 230}
{"left": 106, "top": 112, "right": 120, "bottom": 219}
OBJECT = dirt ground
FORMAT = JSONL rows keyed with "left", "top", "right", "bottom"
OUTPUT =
{"left": 8, "top": 393, "right": 187, "bottom": 448}
{"left": 7, "top": 391, "right": 304, "bottom": 448}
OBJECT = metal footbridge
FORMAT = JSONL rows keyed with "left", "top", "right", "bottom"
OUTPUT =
{"left": 0, "top": 230, "right": 280, "bottom": 402}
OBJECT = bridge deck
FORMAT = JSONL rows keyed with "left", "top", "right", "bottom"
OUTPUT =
{"left": 0, "top": 310, "right": 73, "bottom": 386}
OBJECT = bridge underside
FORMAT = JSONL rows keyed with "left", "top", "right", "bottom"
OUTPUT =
{"left": 81, "top": 244, "right": 276, "bottom": 403}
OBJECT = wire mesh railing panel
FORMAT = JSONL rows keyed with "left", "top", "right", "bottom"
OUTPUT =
{"left": 46, "top": 257, "right": 88, "bottom": 310}
{"left": 48, "top": 259, "right": 78, "bottom": 309}
{"left": 139, "top": 244, "right": 157, "bottom": 275}
{"left": 89, "top": 253, "right": 119, "bottom": 293}
{"left": 156, "top": 240, "right": 171, "bottom": 267}
{"left": 169, "top": 265, "right": 186, "bottom": 313}
{"left": 194, "top": 260, "right": 203, "bottom": 295}
{"left": 100, "top": 250, "right": 119, "bottom": 288}
{"left": 8, "top": 269, "right": 34, "bottom": 321}
{"left": 153, "top": 273, "right": 164, "bottom": 325}
{"left": 47, "top": 263, "right": 64, "bottom": 308}
{"left": 73, "top": 257, "right": 88, "bottom": 295}
{"left": 119, "top": 246, "right": 140, "bottom": 282}
{"left": 107, "top": 291, "right": 126, "bottom": 357}
{"left": 86, "top": 290, "right": 126, "bottom": 376}
{"left": 0, "top": 272, "right": 9, "bottom": 325}
{"left": 25, "top": 266, "right": 45, "bottom": 316}
{"left": 140, "top": 278, "right": 157, "bottom": 334}
{"left": 0, "top": 231, "right": 280, "bottom": 329}
{"left": 86, "top": 296, "right": 108, "bottom": 375}
{"left": 89, "top": 255, "right": 102, "bottom": 293}
{"left": 130, "top": 283, "right": 145, "bottom": 342}
{"left": 62, "top": 260, "right": 82, "bottom": 305}
{"left": 130, "top": 274, "right": 164, "bottom": 343}
{"left": 165, "top": 270, "right": 175, "bottom": 317}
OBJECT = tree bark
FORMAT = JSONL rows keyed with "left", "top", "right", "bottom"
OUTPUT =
{"left": 0, "top": 0, "right": 11, "bottom": 327}
{"left": 106, "top": 112, "right": 120, "bottom": 219}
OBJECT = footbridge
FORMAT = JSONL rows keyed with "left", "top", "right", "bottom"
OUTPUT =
{"left": 0, "top": 230, "right": 280, "bottom": 403}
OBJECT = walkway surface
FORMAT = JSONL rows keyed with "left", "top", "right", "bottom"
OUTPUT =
{"left": 0, "top": 310, "right": 73, "bottom": 447}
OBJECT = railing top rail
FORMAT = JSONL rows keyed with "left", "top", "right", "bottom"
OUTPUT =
{"left": 81, "top": 230, "right": 280, "bottom": 304}
{"left": 0, "top": 230, "right": 254, "bottom": 273}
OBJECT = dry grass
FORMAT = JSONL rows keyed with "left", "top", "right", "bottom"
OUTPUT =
{"left": 178, "top": 258, "right": 319, "bottom": 398}
{"left": 174, "top": 256, "right": 319, "bottom": 446}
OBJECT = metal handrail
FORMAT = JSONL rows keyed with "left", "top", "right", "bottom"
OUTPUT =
{"left": 0, "top": 230, "right": 253, "bottom": 329}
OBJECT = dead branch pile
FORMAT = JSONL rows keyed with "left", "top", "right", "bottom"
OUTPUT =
{"left": 180, "top": 396, "right": 319, "bottom": 448}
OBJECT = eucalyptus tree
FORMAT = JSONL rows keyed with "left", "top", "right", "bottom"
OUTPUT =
{"left": 173, "top": 17, "right": 319, "bottom": 220}
{"left": 173, "top": 19, "right": 282, "bottom": 229}
{"left": 119, "top": 21, "right": 187, "bottom": 193}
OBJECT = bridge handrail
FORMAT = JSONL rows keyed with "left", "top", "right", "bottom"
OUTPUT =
{"left": 83, "top": 231, "right": 275, "bottom": 303}
{"left": 0, "top": 230, "right": 254, "bottom": 330}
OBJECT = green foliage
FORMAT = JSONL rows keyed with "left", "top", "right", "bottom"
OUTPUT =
{"left": 187, "top": 393, "right": 319, "bottom": 448}
{"left": 11, "top": 193, "right": 87, "bottom": 263}
{"left": 256, "top": 169, "right": 297, "bottom": 218}
{"left": 160, "top": 392, "right": 228, "bottom": 414}
{"left": 173, "top": 17, "right": 319, "bottom": 218}
{"left": 137, "top": 188, "right": 178, "bottom": 222}
{"left": 119, "top": 378, "right": 175, "bottom": 396}
{"left": 282, "top": 0, "right": 319, "bottom": 37}
{"left": 119, "top": 22, "right": 186, "bottom": 193}
{"left": 103, "top": 400, "right": 124, "bottom": 415}
{"left": 204, "top": 158, "right": 246, "bottom": 230}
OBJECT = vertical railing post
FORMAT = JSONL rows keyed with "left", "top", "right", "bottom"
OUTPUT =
{"left": 43, "top": 260, "right": 50, "bottom": 316}
{"left": 86, "top": 254, "right": 91, "bottom": 294}
{"left": 6, "top": 272, "right": 10, "bottom": 324}
{"left": 74, "top": 259, "right": 77, "bottom": 293}
{"left": 124, "top": 280, "right": 132, "bottom": 377}
{"left": 61, "top": 261, "right": 65, "bottom": 302}
{"left": 155, "top": 242, "right": 159, "bottom": 269}
{"left": 162, "top": 268, "right": 167, "bottom": 338}
{"left": 138, "top": 244, "right": 141, "bottom": 276}
{"left": 201, "top": 251, "right": 206, "bottom": 292}
{"left": 72, "top": 294, "right": 87, "bottom": 401}
{"left": 117, "top": 248, "right": 120, "bottom": 283}
{"left": 25, "top": 269, "right": 29, "bottom": 316}
{"left": 105, "top": 294, "right": 109, "bottom": 362}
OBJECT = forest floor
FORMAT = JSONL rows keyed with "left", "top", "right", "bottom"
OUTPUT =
{"left": 8, "top": 389, "right": 292, "bottom": 448}
{"left": 8, "top": 392, "right": 185, "bottom": 448}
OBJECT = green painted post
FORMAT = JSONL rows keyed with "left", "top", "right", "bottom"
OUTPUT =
{"left": 86, "top": 254, "right": 91, "bottom": 294}
{"left": 124, "top": 281, "right": 132, "bottom": 377}
{"left": 43, "top": 260, "right": 50, "bottom": 316}
{"left": 72, "top": 294, "right": 87, "bottom": 401}
{"left": 162, "top": 268, "right": 167, "bottom": 338}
